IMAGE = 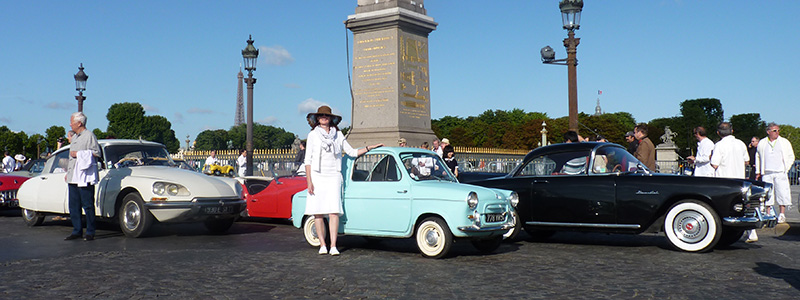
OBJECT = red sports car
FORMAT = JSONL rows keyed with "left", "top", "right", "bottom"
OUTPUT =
{"left": 241, "top": 175, "right": 307, "bottom": 219}
{"left": 1, "top": 173, "right": 29, "bottom": 208}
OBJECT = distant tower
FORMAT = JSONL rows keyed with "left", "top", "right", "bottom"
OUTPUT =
{"left": 234, "top": 68, "right": 245, "bottom": 126}
{"left": 594, "top": 98, "right": 603, "bottom": 116}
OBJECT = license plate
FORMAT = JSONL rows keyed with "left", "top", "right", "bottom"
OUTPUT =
{"left": 203, "top": 206, "right": 234, "bottom": 214}
{"left": 485, "top": 213, "right": 505, "bottom": 223}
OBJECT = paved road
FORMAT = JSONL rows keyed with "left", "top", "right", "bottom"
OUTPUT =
{"left": 1, "top": 207, "right": 799, "bottom": 299}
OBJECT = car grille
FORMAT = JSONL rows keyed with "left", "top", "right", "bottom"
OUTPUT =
{"left": 1, "top": 189, "right": 18, "bottom": 201}
{"left": 743, "top": 196, "right": 764, "bottom": 216}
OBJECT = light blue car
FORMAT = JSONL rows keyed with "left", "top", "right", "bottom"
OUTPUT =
{"left": 292, "top": 147, "right": 518, "bottom": 258}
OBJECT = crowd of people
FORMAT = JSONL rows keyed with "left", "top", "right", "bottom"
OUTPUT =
{"left": 2, "top": 151, "right": 29, "bottom": 173}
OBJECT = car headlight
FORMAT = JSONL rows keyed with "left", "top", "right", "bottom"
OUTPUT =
{"left": 508, "top": 192, "right": 519, "bottom": 208}
{"left": 152, "top": 182, "right": 189, "bottom": 196}
{"left": 467, "top": 192, "right": 478, "bottom": 209}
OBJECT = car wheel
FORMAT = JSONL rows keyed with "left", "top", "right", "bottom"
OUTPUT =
{"left": 471, "top": 236, "right": 503, "bottom": 254}
{"left": 118, "top": 193, "right": 154, "bottom": 238}
{"left": 302, "top": 216, "right": 324, "bottom": 247}
{"left": 503, "top": 213, "right": 521, "bottom": 241}
{"left": 228, "top": 170, "right": 236, "bottom": 177}
{"left": 415, "top": 217, "right": 453, "bottom": 259}
{"left": 664, "top": 200, "right": 721, "bottom": 252}
{"left": 205, "top": 218, "right": 235, "bottom": 234}
{"left": 21, "top": 208, "right": 44, "bottom": 226}
{"left": 523, "top": 226, "right": 556, "bottom": 240}
{"left": 213, "top": 170, "right": 222, "bottom": 176}
{"left": 716, "top": 227, "right": 745, "bottom": 248}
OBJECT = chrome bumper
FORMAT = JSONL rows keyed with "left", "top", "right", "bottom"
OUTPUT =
{"left": 1, "top": 190, "right": 19, "bottom": 207}
{"left": 723, "top": 209, "right": 778, "bottom": 228}
{"left": 458, "top": 210, "right": 515, "bottom": 232}
{"left": 145, "top": 197, "right": 246, "bottom": 219}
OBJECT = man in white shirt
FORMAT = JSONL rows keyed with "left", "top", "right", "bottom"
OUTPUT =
{"left": 687, "top": 126, "right": 715, "bottom": 177}
{"left": 710, "top": 122, "right": 753, "bottom": 242}
{"left": 755, "top": 123, "right": 795, "bottom": 224}
{"left": 204, "top": 150, "right": 219, "bottom": 173}
{"left": 710, "top": 122, "right": 749, "bottom": 179}
{"left": 2, "top": 151, "right": 14, "bottom": 173}
{"left": 237, "top": 149, "right": 247, "bottom": 177}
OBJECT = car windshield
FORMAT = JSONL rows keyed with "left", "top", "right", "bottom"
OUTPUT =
{"left": 399, "top": 152, "right": 457, "bottom": 182}
{"left": 104, "top": 144, "right": 174, "bottom": 168}
{"left": 515, "top": 145, "right": 648, "bottom": 177}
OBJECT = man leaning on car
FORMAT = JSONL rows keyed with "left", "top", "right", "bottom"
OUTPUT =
{"left": 64, "top": 112, "right": 101, "bottom": 241}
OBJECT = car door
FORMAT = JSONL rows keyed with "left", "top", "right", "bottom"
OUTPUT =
{"left": 32, "top": 150, "right": 70, "bottom": 213}
{"left": 342, "top": 154, "right": 411, "bottom": 235}
{"left": 527, "top": 149, "right": 617, "bottom": 226}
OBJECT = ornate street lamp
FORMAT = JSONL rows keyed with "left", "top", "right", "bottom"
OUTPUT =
{"left": 242, "top": 35, "right": 259, "bottom": 176}
{"left": 542, "top": 0, "right": 583, "bottom": 132}
{"left": 74, "top": 63, "right": 88, "bottom": 112}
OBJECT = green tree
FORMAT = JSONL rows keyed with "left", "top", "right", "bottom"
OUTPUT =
{"left": 106, "top": 102, "right": 146, "bottom": 139}
{"left": 194, "top": 129, "right": 229, "bottom": 151}
{"left": 105, "top": 102, "right": 180, "bottom": 152}
{"left": 228, "top": 123, "right": 295, "bottom": 150}
{"left": 730, "top": 113, "right": 766, "bottom": 144}
{"left": 45, "top": 125, "right": 66, "bottom": 152}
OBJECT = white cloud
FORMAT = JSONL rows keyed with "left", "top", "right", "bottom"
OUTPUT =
{"left": 45, "top": 102, "right": 74, "bottom": 110}
{"left": 297, "top": 98, "right": 344, "bottom": 117}
{"left": 260, "top": 45, "right": 294, "bottom": 66}
{"left": 297, "top": 98, "right": 327, "bottom": 115}
{"left": 142, "top": 104, "right": 160, "bottom": 113}
{"left": 173, "top": 112, "right": 184, "bottom": 124}
{"left": 258, "top": 116, "right": 278, "bottom": 125}
{"left": 187, "top": 107, "right": 216, "bottom": 114}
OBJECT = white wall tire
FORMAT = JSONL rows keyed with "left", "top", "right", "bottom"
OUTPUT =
{"left": 415, "top": 217, "right": 453, "bottom": 259}
{"left": 664, "top": 200, "right": 721, "bottom": 252}
{"left": 302, "top": 216, "right": 323, "bottom": 247}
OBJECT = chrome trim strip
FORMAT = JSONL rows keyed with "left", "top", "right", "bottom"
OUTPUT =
{"left": 458, "top": 224, "right": 513, "bottom": 232}
{"left": 526, "top": 221, "right": 641, "bottom": 229}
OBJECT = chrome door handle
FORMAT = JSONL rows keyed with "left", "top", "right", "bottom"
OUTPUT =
{"left": 397, "top": 190, "right": 408, "bottom": 194}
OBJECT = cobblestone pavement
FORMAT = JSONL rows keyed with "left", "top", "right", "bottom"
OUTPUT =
{"left": 1, "top": 186, "right": 798, "bottom": 299}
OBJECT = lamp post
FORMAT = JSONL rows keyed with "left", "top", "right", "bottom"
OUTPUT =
{"left": 74, "top": 63, "right": 88, "bottom": 112}
{"left": 242, "top": 35, "right": 259, "bottom": 176}
{"left": 541, "top": 0, "right": 583, "bottom": 132}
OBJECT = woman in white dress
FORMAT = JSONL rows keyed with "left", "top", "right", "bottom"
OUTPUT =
{"left": 304, "top": 106, "right": 383, "bottom": 256}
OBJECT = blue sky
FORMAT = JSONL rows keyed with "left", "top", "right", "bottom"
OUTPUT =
{"left": 2, "top": 1, "right": 798, "bottom": 145}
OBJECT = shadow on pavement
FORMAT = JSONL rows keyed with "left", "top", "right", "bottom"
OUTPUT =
{"left": 753, "top": 262, "right": 800, "bottom": 291}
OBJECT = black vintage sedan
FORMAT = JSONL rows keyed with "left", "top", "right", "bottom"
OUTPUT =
{"left": 466, "top": 142, "right": 778, "bottom": 252}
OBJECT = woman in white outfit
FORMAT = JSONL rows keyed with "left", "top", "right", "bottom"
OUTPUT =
{"left": 304, "top": 106, "right": 383, "bottom": 256}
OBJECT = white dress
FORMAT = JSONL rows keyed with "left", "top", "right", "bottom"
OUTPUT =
{"left": 303, "top": 127, "right": 358, "bottom": 215}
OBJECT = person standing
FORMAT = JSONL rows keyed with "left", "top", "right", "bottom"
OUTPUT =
{"left": 438, "top": 138, "right": 450, "bottom": 158}
{"left": 634, "top": 123, "right": 656, "bottom": 170}
{"left": 747, "top": 136, "right": 759, "bottom": 181}
{"left": 304, "top": 106, "right": 383, "bottom": 256}
{"left": 687, "top": 126, "right": 715, "bottom": 177}
{"left": 624, "top": 131, "right": 638, "bottom": 154}
{"left": 294, "top": 141, "right": 306, "bottom": 163}
{"left": 755, "top": 123, "right": 795, "bottom": 224}
{"left": 709, "top": 122, "right": 753, "bottom": 242}
{"left": 432, "top": 139, "right": 441, "bottom": 156}
{"left": 237, "top": 149, "right": 247, "bottom": 177}
{"left": 2, "top": 151, "right": 13, "bottom": 173}
{"left": 443, "top": 145, "right": 459, "bottom": 178}
{"left": 204, "top": 150, "right": 219, "bottom": 173}
{"left": 65, "top": 112, "right": 101, "bottom": 241}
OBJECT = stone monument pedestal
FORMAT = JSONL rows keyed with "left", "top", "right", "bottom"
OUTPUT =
{"left": 655, "top": 143, "right": 679, "bottom": 173}
{"left": 344, "top": 0, "right": 439, "bottom": 148}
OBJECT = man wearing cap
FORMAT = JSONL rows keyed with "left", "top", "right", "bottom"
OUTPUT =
{"left": 398, "top": 138, "right": 407, "bottom": 147}
{"left": 624, "top": 131, "right": 638, "bottom": 154}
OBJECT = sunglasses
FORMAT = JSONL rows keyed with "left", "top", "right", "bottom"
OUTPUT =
{"left": 768, "top": 129, "right": 779, "bottom": 133}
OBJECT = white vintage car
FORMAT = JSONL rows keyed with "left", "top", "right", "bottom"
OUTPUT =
{"left": 18, "top": 139, "right": 245, "bottom": 237}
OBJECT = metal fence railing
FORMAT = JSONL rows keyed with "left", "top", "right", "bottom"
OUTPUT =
{"left": 174, "top": 148, "right": 799, "bottom": 183}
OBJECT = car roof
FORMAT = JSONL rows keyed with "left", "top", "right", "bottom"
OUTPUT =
{"left": 98, "top": 139, "right": 165, "bottom": 147}
{"left": 371, "top": 146, "right": 438, "bottom": 155}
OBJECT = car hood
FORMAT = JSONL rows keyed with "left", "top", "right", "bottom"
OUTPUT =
{"left": 125, "top": 166, "right": 239, "bottom": 196}
{"left": 409, "top": 180, "right": 511, "bottom": 204}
